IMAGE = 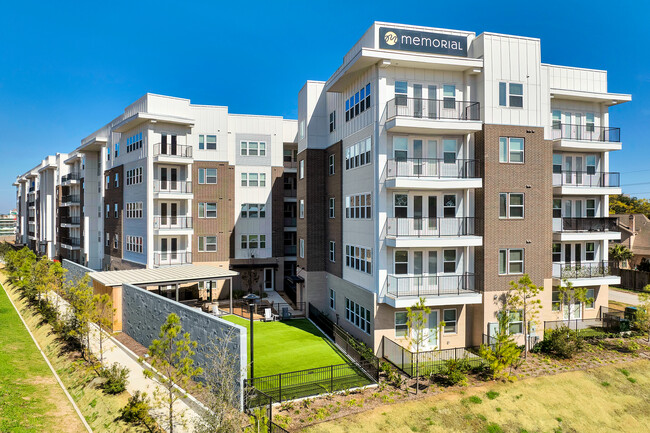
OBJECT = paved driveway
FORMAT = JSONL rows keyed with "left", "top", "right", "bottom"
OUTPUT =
{"left": 610, "top": 287, "right": 642, "bottom": 306}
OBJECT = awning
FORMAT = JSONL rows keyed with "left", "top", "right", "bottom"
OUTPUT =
{"left": 90, "top": 264, "right": 238, "bottom": 287}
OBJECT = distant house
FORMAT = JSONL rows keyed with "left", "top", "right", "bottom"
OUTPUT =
{"left": 612, "top": 213, "right": 650, "bottom": 268}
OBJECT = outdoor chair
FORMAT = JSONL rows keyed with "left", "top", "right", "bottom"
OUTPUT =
{"left": 281, "top": 307, "right": 292, "bottom": 320}
{"left": 263, "top": 308, "right": 279, "bottom": 322}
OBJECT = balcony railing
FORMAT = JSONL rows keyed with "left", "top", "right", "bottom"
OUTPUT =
{"left": 284, "top": 245, "right": 297, "bottom": 256}
{"left": 553, "top": 261, "right": 617, "bottom": 279}
{"left": 62, "top": 173, "right": 81, "bottom": 183}
{"left": 386, "top": 273, "right": 478, "bottom": 298}
{"left": 153, "top": 143, "right": 193, "bottom": 158}
{"left": 386, "top": 98, "right": 480, "bottom": 121}
{"left": 551, "top": 124, "right": 620, "bottom": 143}
{"left": 60, "top": 216, "right": 81, "bottom": 225}
{"left": 62, "top": 195, "right": 81, "bottom": 204}
{"left": 154, "top": 251, "right": 192, "bottom": 267}
{"left": 60, "top": 237, "right": 81, "bottom": 247}
{"left": 29, "top": 186, "right": 35, "bottom": 192}
{"left": 28, "top": 216, "right": 34, "bottom": 222}
{"left": 153, "top": 180, "right": 192, "bottom": 194}
{"left": 386, "top": 158, "right": 480, "bottom": 179}
{"left": 153, "top": 216, "right": 193, "bottom": 229}
{"left": 283, "top": 217, "right": 297, "bottom": 227}
{"left": 283, "top": 161, "right": 298, "bottom": 169}
{"left": 557, "top": 217, "right": 618, "bottom": 232}
{"left": 386, "top": 217, "right": 478, "bottom": 237}
{"left": 552, "top": 171, "right": 620, "bottom": 188}
{"left": 284, "top": 189, "right": 297, "bottom": 198}
{"left": 28, "top": 201, "right": 35, "bottom": 207}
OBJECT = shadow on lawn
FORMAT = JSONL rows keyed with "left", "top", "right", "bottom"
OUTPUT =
{"left": 279, "top": 318, "right": 355, "bottom": 365}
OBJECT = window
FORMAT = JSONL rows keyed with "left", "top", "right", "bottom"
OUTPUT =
{"left": 394, "top": 250, "right": 408, "bottom": 274}
{"left": 105, "top": 175, "right": 110, "bottom": 189}
{"left": 395, "top": 81, "right": 408, "bottom": 106}
{"left": 499, "top": 193, "right": 524, "bottom": 218}
{"left": 299, "top": 160, "right": 305, "bottom": 179}
{"left": 552, "top": 243, "right": 561, "bottom": 262}
{"left": 443, "top": 309, "right": 457, "bottom": 334}
{"left": 586, "top": 155, "right": 596, "bottom": 175}
{"left": 345, "top": 137, "right": 372, "bottom": 170}
{"left": 394, "top": 194, "right": 408, "bottom": 218}
{"left": 299, "top": 200, "right": 304, "bottom": 219}
{"left": 345, "top": 193, "right": 372, "bottom": 219}
{"left": 328, "top": 154, "right": 335, "bottom": 175}
{"left": 499, "top": 249, "right": 524, "bottom": 275}
{"left": 115, "top": 173, "right": 119, "bottom": 188}
{"left": 240, "top": 203, "right": 265, "bottom": 218}
{"left": 393, "top": 137, "right": 408, "bottom": 160}
{"left": 443, "top": 250, "right": 456, "bottom": 273}
{"left": 105, "top": 204, "right": 109, "bottom": 218}
{"left": 329, "top": 241, "right": 335, "bottom": 262}
{"left": 586, "top": 113, "right": 595, "bottom": 133}
{"left": 126, "top": 133, "right": 143, "bottom": 153}
{"left": 126, "top": 202, "right": 143, "bottom": 219}
{"left": 345, "top": 83, "right": 371, "bottom": 122}
{"left": 395, "top": 312, "right": 408, "bottom": 338}
{"left": 198, "top": 236, "right": 217, "bottom": 252}
{"left": 345, "top": 244, "right": 372, "bottom": 274}
{"left": 329, "top": 198, "right": 335, "bottom": 219}
{"left": 114, "top": 236, "right": 118, "bottom": 249}
{"left": 241, "top": 234, "right": 266, "bottom": 250}
{"left": 299, "top": 120, "right": 305, "bottom": 139}
{"left": 586, "top": 288, "right": 595, "bottom": 309}
{"left": 552, "top": 110, "right": 562, "bottom": 130}
{"left": 329, "top": 111, "right": 336, "bottom": 132}
{"left": 508, "top": 310, "right": 523, "bottom": 334}
{"left": 241, "top": 173, "right": 265, "bottom": 187}
{"left": 586, "top": 242, "right": 595, "bottom": 261}
{"left": 198, "top": 202, "right": 217, "bottom": 218}
{"left": 345, "top": 298, "right": 371, "bottom": 334}
{"left": 299, "top": 238, "right": 305, "bottom": 258}
{"left": 198, "top": 135, "right": 217, "bottom": 150}
{"left": 553, "top": 154, "right": 562, "bottom": 174}
{"left": 553, "top": 199, "right": 562, "bottom": 218}
{"left": 125, "top": 235, "right": 144, "bottom": 253}
{"left": 126, "top": 167, "right": 143, "bottom": 185}
{"left": 499, "top": 82, "right": 523, "bottom": 107}
{"left": 249, "top": 173, "right": 258, "bottom": 187}
{"left": 241, "top": 141, "right": 266, "bottom": 156}
{"left": 443, "top": 139, "right": 456, "bottom": 163}
{"left": 114, "top": 203, "right": 119, "bottom": 218}
{"left": 443, "top": 85, "right": 456, "bottom": 109}
{"left": 198, "top": 168, "right": 217, "bottom": 184}
{"left": 115, "top": 142, "right": 120, "bottom": 157}
{"left": 329, "top": 289, "right": 336, "bottom": 310}
{"left": 552, "top": 290, "right": 561, "bottom": 311}
{"left": 199, "top": 135, "right": 204, "bottom": 150}
{"left": 105, "top": 233, "right": 110, "bottom": 247}
{"left": 443, "top": 194, "right": 456, "bottom": 218}
{"left": 499, "top": 137, "right": 524, "bottom": 163}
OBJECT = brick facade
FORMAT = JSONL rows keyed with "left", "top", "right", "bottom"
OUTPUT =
{"left": 297, "top": 149, "right": 327, "bottom": 271}
{"left": 103, "top": 165, "right": 123, "bottom": 261}
{"left": 325, "top": 141, "right": 343, "bottom": 278}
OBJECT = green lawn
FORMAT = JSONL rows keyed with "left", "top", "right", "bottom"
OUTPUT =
{"left": 222, "top": 316, "right": 352, "bottom": 377}
{"left": 0, "top": 282, "right": 85, "bottom": 433}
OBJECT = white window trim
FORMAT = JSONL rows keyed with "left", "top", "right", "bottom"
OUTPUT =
{"left": 499, "top": 248, "right": 525, "bottom": 275}
{"left": 499, "top": 137, "right": 525, "bottom": 164}
{"left": 499, "top": 193, "right": 524, "bottom": 219}
{"left": 443, "top": 308, "right": 457, "bottom": 335}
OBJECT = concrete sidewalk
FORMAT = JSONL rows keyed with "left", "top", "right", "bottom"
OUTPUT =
{"left": 610, "top": 287, "right": 643, "bottom": 306}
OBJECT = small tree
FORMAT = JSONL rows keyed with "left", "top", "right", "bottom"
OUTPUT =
{"left": 92, "top": 293, "right": 114, "bottom": 365}
{"left": 479, "top": 311, "right": 521, "bottom": 379}
{"left": 67, "top": 275, "right": 95, "bottom": 360}
{"left": 506, "top": 274, "right": 543, "bottom": 358}
{"left": 634, "top": 292, "right": 650, "bottom": 342}
{"left": 609, "top": 244, "right": 633, "bottom": 268}
{"left": 406, "top": 298, "right": 430, "bottom": 394}
{"left": 144, "top": 313, "right": 203, "bottom": 433}
{"left": 558, "top": 280, "right": 593, "bottom": 323}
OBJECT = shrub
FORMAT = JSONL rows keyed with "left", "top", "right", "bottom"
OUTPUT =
{"left": 536, "top": 326, "right": 584, "bottom": 359}
{"left": 119, "top": 391, "right": 152, "bottom": 425}
{"left": 432, "top": 358, "right": 471, "bottom": 386}
{"left": 100, "top": 363, "right": 129, "bottom": 394}
{"left": 486, "top": 391, "right": 500, "bottom": 400}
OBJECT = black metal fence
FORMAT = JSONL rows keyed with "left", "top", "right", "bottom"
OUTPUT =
{"left": 544, "top": 318, "right": 618, "bottom": 335}
{"left": 386, "top": 97, "right": 481, "bottom": 121}
{"left": 386, "top": 217, "right": 479, "bottom": 237}
{"left": 560, "top": 217, "right": 618, "bottom": 232}
{"left": 552, "top": 170, "right": 620, "bottom": 188}
{"left": 551, "top": 123, "right": 620, "bottom": 142}
{"left": 385, "top": 273, "right": 479, "bottom": 298}
{"left": 386, "top": 158, "right": 480, "bottom": 179}
{"left": 552, "top": 260, "right": 617, "bottom": 279}
{"left": 381, "top": 336, "right": 485, "bottom": 377}
{"left": 244, "top": 388, "right": 291, "bottom": 432}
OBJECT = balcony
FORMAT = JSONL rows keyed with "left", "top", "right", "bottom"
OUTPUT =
{"left": 284, "top": 188, "right": 297, "bottom": 199}
{"left": 553, "top": 217, "right": 620, "bottom": 241}
{"left": 153, "top": 180, "right": 193, "bottom": 199}
{"left": 28, "top": 186, "right": 35, "bottom": 193}
{"left": 61, "top": 195, "right": 81, "bottom": 206}
{"left": 385, "top": 158, "right": 481, "bottom": 190}
{"left": 153, "top": 143, "right": 193, "bottom": 164}
{"left": 60, "top": 216, "right": 81, "bottom": 226}
{"left": 383, "top": 273, "right": 482, "bottom": 308}
{"left": 153, "top": 251, "right": 192, "bottom": 267}
{"left": 385, "top": 98, "right": 482, "bottom": 135}
{"left": 62, "top": 173, "right": 81, "bottom": 185}
{"left": 551, "top": 124, "right": 621, "bottom": 152}
{"left": 552, "top": 171, "right": 621, "bottom": 195}
{"left": 283, "top": 217, "right": 297, "bottom": 228}
{"left": 60, "top": 236, "right": 81, "bottom": 250}
{"left": 552, "top": 261, "right": 620, "bottom": 286}
{"left": 385, "top": 217, "right": 482, "bottom": 248}
{"left": 153, "top": 216, "right": 193, "bottom": 233}
{"left": 283, "top": 245, "right": 297, "bottom": 256}
{"left": 283, "top": 161, "right": 298, "bottom": 172}
{"left": 28, "top": 201, "right": 35, "bottom": 207}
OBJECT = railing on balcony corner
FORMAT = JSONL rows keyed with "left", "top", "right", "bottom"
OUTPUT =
{"left": 283, "top": 245, "right": 297, "bottom": 256}
{"left": 153, "top": 180, "right": 193, "bottom": 193}
{"left": 283, "top": 217, "right": 297, "bottom": 227}
{"left": 386, "top": 158, "right": 479, "bottom": 179}
{"left": 153, "top": 251, "right": 192, "bottom": 267}
{"left": 386, "top": 273, "right": 478, "bottom": 298}
{"left": 153, "top": 143, "right": 193, "bottom": 158}
{"left": 558, "top": 217, "right": 618, "bottom": 232}
{"left": 62, "top": 172, "right": 80, "bottom": 183}
{"left": 62, "top": 195, "right": 81, "bottom": 204}
{"left": 551, "top": 123, "right": 621, "bottom": 143}
{"left": 386, "top": 217, "right": 478, "bottom": 237}
{"left": 283, "top": 161, "right": 298, "bottom": 169}
{"left": 283, "top": 188, "right": 297, "bottom": 198}
{"left": 386, "top": 97, "right": 480, "bottom": 121}
{"left": 552, "top": 171, "right": 620, "bottom": 188}
{"left": 553, "top": 261, "right": 617, "bottom": 279}
{"left": 153, "top": 216, "right": 193, "bottom": 229}
{"left": 60, "top": 216, "right": 81, "bottom": 225}
{"left": 60, "top": 237, "right": 81, "bottom": 247}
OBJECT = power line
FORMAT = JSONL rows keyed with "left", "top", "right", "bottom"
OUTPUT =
{"left": 621, "top": 182, "right": 650, "bottom": 187}
{"left": 620, "top": 168, "right": 650, "bottom": 174}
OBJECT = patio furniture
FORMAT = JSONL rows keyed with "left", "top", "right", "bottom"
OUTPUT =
{"left": 281, "top": 307, "right": 292, "bottom": 320}
{"left": 263, "top": 308, "right": 279, "bottom": 322}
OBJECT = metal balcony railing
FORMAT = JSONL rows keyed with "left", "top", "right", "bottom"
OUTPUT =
{"left": 153, "top": 180, "right": 192, "bottom": 194}
{"left": 283, "top": 189, "right": 297, "bottom": 198}
{"left": 386, "top": 158, "right": 480, "bottom": 179}
{"left": 551, "top": 123, "right": 620, "bottom": 143}
{"left": 386, "top": 273, "right": 478, "bottom": 298}
{"left": 386, "top": 217, "right": 478, "bottom": 237}
{"left": 552, "top": 171, "right": 620, "bottom": 188}
{"left": 283, "top": 161, "right": 298, "bottom": 169}
{"left": 60, "top": 216, "right": 81, "bottom": 225}
{"left": 283, "top": 217, "right": 297, "bottom": 227}
{"left": 553, "top": 261, "right": 617, "bottom": 279}
{"left": 60, "top": 237, "right": 81, "bottom": 247}
{"left": 28, "top": 201, "right": 35, "bottom": 207}
{"left": 558, "top": 217, "right": 618, "bottom": 232}
{"left": 62, "top": 173, "right": 81, "bottom": 183}
{"left": 284, "top": 245, "right": 297, "bottom": 256}
{"left": 386, "top": 97, "right": 481, "bottom": 121}
{"left": 153, "top": 251, "right": 192, "bottom": 267}
{"left": 153, "top": 216, "right": 193, "bottom": 229}
{"left": 62, "top": 195, "right": 81, "bottom": 204}
{"left": 153, "top": 143, "right": 193, "bottom": 158}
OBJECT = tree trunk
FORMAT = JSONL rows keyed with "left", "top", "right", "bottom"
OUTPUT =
{"left": 523, "top": 300, "right": 528, "bottom": 359}
{"left": 169, "top": 387, "right": 174, "bottom": 433}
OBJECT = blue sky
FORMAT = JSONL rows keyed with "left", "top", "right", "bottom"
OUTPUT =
{"left": 1, "top": 0, "right": 648, "bottom": 211}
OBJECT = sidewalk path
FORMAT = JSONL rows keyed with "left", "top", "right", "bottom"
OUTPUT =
{"left": 610, "top": 288, "right": 642, "bottom": 306}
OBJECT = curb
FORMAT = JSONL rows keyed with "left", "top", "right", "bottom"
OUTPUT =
{"left": 0, "top": 282, "right": 93, "bottom": 433}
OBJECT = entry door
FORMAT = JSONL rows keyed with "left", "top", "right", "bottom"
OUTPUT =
{"left": 487, "top": 322, "right": 499, "bottom": 340}
{"left": 428, "top": 196, "right": 438, "bottom": 230}
{"left": 171, "top": 203, "right": 178, "bottom": 226}
{"left": 170, "top": 168, "right": 178, "bottom": 191}
{"left": 563, "top": 300, "right": 582, "bottom": 320}
{"left": 161, "top": 238, "right": 168, "bottom": 261}
{"left": 161, "top": 134, "right": 168, "bottom": 155}
{"left": 161, "top": 203, "right": 168, "bottom": 227}
{"left": 264, "top": 268, "right": 274, "bottom": 291}
{"left": 575, "top": 156, "right": 584, "bottom": 185}
{"left": 160, "top": 167, "right": 168, "bottom": 191}
{"left": 563, "top": 112, "right": 572, "bottom": 138}
{"left": 171, "top": 238, "right": 178, "bottom": 261}
{"left": 413, "top": 84, "right": 422, "bottom": 118}
{"left": 413, "top": 139, "right": 423, "bottom": 175}
{"left": 427, "top": 85, "right": 437, "bottom": 119}
{"left": 423, "top": 310, "right": 439, "bottom": 350}
{"left": 171, "top": 135, "right": 177, "bottom": 156}
{"left": 414, "top": 196, "right": 423, "bottom": 231}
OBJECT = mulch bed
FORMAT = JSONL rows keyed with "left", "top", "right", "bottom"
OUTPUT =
{"left": 113, "top": 331, "right": 148, "bottom": 358}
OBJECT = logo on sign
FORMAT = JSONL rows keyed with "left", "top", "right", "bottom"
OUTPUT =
{"left": 384, "top": 31, "right": 397, "bottom": 46}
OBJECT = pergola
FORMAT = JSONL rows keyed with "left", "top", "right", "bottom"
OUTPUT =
{"left": 89, "top": 264, "right": 239, "bottom": 331}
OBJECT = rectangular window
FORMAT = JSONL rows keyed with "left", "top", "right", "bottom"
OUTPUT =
{"left": 299, "top": 160, "right": 305, "bottom": 179}
{"left": 329, "top": 289, "right": 336, "bottom": 310}
{"left": 241, "top": 173, "right": 247, "bottom": 186}
{"left": 508, "top": 310, "right": 523, "bottom": 334}
{"left": 114, "top": 236, "right": 118, "bottom": 249}
{"left": 329, "top": 111, "right": 336, "bottom": 133}
{"left": 199, "top": 135, "right": 204, "bottom": 150}
{"left": 499, "top": 82, "right": 523, "bottom": 107}
{"left": 299, "top": 239, "right": 305, "bottom": 258}
{"left": 199, "top": 202, "right": 217, "bottom": 218}
{"left": 395, "top": 81, "right": 408, "bottom": 106}
{"left": 499, "top": 137, "right": 524, "bottom": 163}
{"left": 114, "top": 203, "right": 118, "bottom": 218}
{"left": 198, "top": 236, "right": 217, "bottom": 252}
{"left": 345, "top": 244, "right": 372, "bottom": 274}
{"left": 329, "top": 197, "right": 335, "bottom": 219}
{"left": 395, "top": 312, "right": 408, "bottom": 338}
{"left": 115, "top": 173, "right": 119, "bottom": 188}
{"left": 586, "top": 113, "right": 595, "bottom": 132}
{"left": 345, "top": 137, "right": 372, "bottom": 170}
{"left": 105, "top": 175, "right": 110, "bottom": 189}
{"left": 329, "top": 241, "right": 335, "bottom": 262}
{"left": 499, "top": 249, "right": 524, "bottom": 275}
{"left": 345, "top": 298, "right": 371, "bottom": 334}
{"left": 443, "top": 250, "right": 456, "bottom": 273}
{"left": 552, "top": 290, "right": 561, "bottom": 311}
{"left": 115, "top": 142, "right": 120, "bottom": 157}
{"left": 198, "top": 168, "right": 217, "bottom": 184}
{"left": 443, "top": 309, "right": 457, "bottom": 334}
{"left": 345, "top": 193, "right": 372, "bottom": 219}
{"left": 206, "top": 135, "right": 217, "bottom": 150}
{"left": 499, "top": 82, "right": 507, "bottom": 107}
{"left": 499, "top": 193, "right": 524, "bottom": 219}
{"left": 299, "top": 200, "right": 305, "bottom": 219}
{"left": 105, "top": 204, "right": 109, "bottom": 218}
{"left": 105, "top": 233, "right": 110, "bottom": 247}
{"left": 553, "top": 154, "right": 562, "bottom": 174}
{"left": 552, "top": 243, "right": 561, "bottom": 262}
{"left": 299, "top": 120, "right": 305, "bottom": 139}
{"left": 329, "top": 154, "right": 335, "bottom": 175}
{"left": 260, "top": 173, "right": 266, "bottom": 187}
{"left": 586, "top": 242, "right": 595, "bottom": 261}
{"left": 586, "top": 288, "right": 595, "bottom": 309}
{"left": 443, "top": 194, "right": 456, "bottom": 218}
{"left": 552, "top": 110, "right": 562, "bottom": 130}
{"left": 443, "top": 84, "right": 456, "bottom": 109}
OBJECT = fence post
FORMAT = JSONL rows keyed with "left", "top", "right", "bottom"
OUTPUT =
{"left": 268, "top": 394, "right": 273, "bottom": 433}
{"left": 401, "top": 346, "right": 404, "bottom": 370}
{"left": 331, "top": 364, "right": 334, "bottom": 392}
{"left": 278, "top": 373, "right": 282, "bottom": 403}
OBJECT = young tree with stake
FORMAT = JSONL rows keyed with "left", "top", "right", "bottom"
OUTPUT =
{"left": 558, "top": 279, "right": 593, "bottom": 323}
{"left": 506, "top": 274, "right": 543, "bottom": 357}
{"left": 406, "top": 298, "right": 430, "bottom": 394}
{"left": 92, "top": 293, "right": 114, "bottom": 365}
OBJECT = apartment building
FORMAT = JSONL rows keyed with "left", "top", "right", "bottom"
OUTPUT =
{"left": 14, "top": 94, "right": 298, "bottom": 293}
{"left": 297, "top": 22, "right": 629, "bottom": 352}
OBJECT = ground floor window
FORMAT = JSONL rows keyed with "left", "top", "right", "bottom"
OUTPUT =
{"left": 345, "top": 298, "right": 370, "bottom": 334}
{"left": 585, "top": 288, "right": 595, "bottom": 309}
{"left": 508, "top": 310, "right": 523, "bottom": 334}
{"left": 443, "top": 308, "right": 457, "bottom": 334}
{"left": 395, "top": 311, "right": 408, "bottom": 338}
{"left": 329, "top": 289, "right": 336, "bottom": 310}
{"left": 552, "top": 290, "right": 561, "bottom": 311}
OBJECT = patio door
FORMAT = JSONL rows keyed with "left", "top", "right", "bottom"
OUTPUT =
{"left": 563, "top": 300, "right": 582, "bottom": 320}
{"left": 413, "top": 84, "right": 422, "bottom": 118}
{"left": 264, "top": 268, "right": 274, "bottom": 291}
{"left": 427, "top": 85, "right": 437, "bottom": 119}
{"left": 423, "top": 310, "right": 439, "bottom": 350}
